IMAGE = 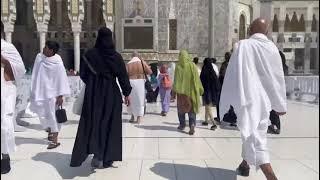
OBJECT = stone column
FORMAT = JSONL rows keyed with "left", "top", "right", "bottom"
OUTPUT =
{"left": 3, "top": 23, "right": 14, "bottom": 43}
{"left": 72, "top": 27, "right": 81, "bottom": 71}
{"left": 37, "top": 23, "right": 48, "bottom": 52}
{"left": 39, "top": 31, "right": 46, "bottom": 50}
{"left": 5, "top": 32, "right": 12, "bottom": 43}
{"left": 304, "top": 6, "right": 313, "bottom": 74}
{"left": 32, "top": 0, "right": 50, "bottom": 52}
{"left": 208, "top": 0, "right": 215, "bottom": 57}
{"left": 67, "top": 0, "right": 84, "bottom": 72}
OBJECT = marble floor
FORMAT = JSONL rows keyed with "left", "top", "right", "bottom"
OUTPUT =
{"left": 1, "top": 100, "right": 319, "bottom": 180}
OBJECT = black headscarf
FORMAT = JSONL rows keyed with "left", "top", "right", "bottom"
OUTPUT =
{"left": 200, "top": 58, "right": 221, "bottom": 105}
{"left": 83, "top": 27, "right": 120, "bottom": 76}
{"left": 94, "top": 27, "right": 116, "bottom": 55}
{"left": 201, "top": 58, "right": 217, "bottom": 82}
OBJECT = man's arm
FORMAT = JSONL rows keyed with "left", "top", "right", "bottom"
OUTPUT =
{"left": 1, "top": 55, "right": 15, "bottom": 81}
{"left": 56, "top": 95, "right": 63, "bottom": 106}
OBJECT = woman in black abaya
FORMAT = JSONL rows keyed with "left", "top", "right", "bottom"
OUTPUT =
{"left": 70, "top": 27, "right": 132, "bottom": 168}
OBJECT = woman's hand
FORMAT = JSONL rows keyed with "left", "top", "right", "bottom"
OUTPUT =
{"left": 124, "top": 96, "right": 131, "bottom": 106}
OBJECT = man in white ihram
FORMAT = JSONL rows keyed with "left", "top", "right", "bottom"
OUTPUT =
{"left": 30, "top": 40, "right": 70, "bottom": 150}
{"left": 219, "top": 18, "right": 286, "bottom": 180}
{"left": 1, "top": 25, "right": 26, "bottom": 174}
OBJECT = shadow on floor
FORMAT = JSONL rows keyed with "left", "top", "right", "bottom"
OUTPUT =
{"left": 162, "top": 122, "right": 180, "bottom": 126}
{"left": 134, "top": 125, "right": 192, "bottom": 135}
{"left": 219, "top": 124, "right": 239, "bottom": 131}
{"left": 15, "top": 137, "right": 47, "bottom": 146}
{"left": 25, "top": 123, "right": 43, "bottom": 131}
{"left": 32, "top": 152, "right": 95, "bottom": 179}
{"left": 24, "top": 119, "right": 79, "bottom": 131}
{"left": 134, "top": 125, "right": 180, "bottom": 132}
{"left": 150, "top": 162, "right": 237, "bottom": 180}
{"left": 64, "top": 119, "right": 80, "bottom": 125}
{"left": 145, "top": 112, "right": 162, "bottom": 116}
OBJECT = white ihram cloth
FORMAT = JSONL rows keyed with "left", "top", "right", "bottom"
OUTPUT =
{"left": 1, "top": 39, "right": 25, "bottom": 155}
{"left": 30, "top": 53, "right": 70, "bottom": 132}
{"left": 219, "top": 33, "right": 287, "bottom": 168}
{"left": 212, "top": 63, "right": 219, "bottom": 76}
{"left": 1, "top": 39, "right": 26, "bottom": 82}
{"left": 1, "top": 71, "right": 17, "bottom": 154}
{"left": 127, "top": 57, "right": 145, "bottom": 117}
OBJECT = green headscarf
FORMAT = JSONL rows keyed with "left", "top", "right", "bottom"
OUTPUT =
{"left": 173, "top": 50, "right": 204, "bottom": 113}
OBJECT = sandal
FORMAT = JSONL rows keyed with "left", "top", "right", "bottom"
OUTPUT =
{"left": 45, "top": 128, "right": 51, "bottom": 133}
{"left": 103, "top": 161, "right": 114, "bottom": 168}
{"left": 202, "top": 121, "right": 209, "bottom": 126}
{"left": 210, "top": 125, "right": 217, "bottom": 130}
{"left": 47, "top": 142, "right": 61, "bottom": 149}
{"left": 48, "top": 133, "right": 54, "bottom": 141}
{"left": 177, "top": 125, "right": 186, "bottom": 131}
{"left": 129, "top": 116, "right": 135, "bottom": 123}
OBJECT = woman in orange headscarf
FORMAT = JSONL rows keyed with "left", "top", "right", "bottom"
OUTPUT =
{"left": 158, "top": 64, "right": 172, "bottom": 116}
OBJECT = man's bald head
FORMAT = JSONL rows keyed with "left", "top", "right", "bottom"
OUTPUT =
{"left": 249, "top": 18, "right": 269, "bottom": 36}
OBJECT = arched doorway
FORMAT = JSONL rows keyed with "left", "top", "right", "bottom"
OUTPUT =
{"left": 12, "top": 0, "right": 38, "bottom": 69}
{"left": 239, "top": 14, "right": 246, "bottom": 40}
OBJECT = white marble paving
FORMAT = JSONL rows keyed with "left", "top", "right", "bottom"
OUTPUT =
{"left": 1, "top": 100, "right": 319, "bottom": 180}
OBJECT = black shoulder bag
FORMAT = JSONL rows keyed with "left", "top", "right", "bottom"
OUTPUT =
{"left": 56, "top": 105, "right": 68, "bottom": 123}
{"left": 140, "top": 60, "right": 153, "bottom": 92}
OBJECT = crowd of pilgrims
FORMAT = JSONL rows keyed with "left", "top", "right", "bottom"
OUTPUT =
{"left": 2, "top": 24, "right": 285, "bottom": 177}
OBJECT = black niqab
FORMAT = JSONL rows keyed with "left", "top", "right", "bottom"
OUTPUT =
{"left": 83, "top": 27, "right": 119, "bottom": 77}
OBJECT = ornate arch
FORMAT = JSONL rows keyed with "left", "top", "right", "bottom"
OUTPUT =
{"left": 273, "top": 14, "right": 279, "bottom": 32}
{"left": 239, "top": 13, "right": 246, "bottom": 40}
{"left": 311, "top": 14, "right": 317, "bottom": 32}
{"left": 284, "top": 14, "right": 291, "bottom": 32}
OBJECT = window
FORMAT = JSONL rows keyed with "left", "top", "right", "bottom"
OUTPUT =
{"left": 169, "top": 19, "right": 177, "bottom": 50}
{"left": 311, "top": 14, "right": 318, "bottom": 32}
{"left": 239, "top": 14, "right": 246, "bottom": 40}
{"left": 273, "top": 14, "right": 279, "bottom": 32}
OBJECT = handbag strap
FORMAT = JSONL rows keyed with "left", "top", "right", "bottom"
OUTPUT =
{"left": 140, "top": 60, "right": 148, "bottom": 80}
{"left": 82, "top": 55, "right": 97, "bottom": 75}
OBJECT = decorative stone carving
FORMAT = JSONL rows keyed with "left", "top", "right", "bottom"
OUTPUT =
{"left": 124, "top": 0, "right": 155, "bottom": 18}
{"left": 67, "top": 0, "right": 84, "bottom": 72}
{"left": 33, "top": 0, "right": 51, "bottom": 51}
{"left": 67, "top": 0, "right": 84, "bottom": 23}
{"left": 102, "top": 0, "right": 114, "bottom": 31}
{"left": 1, "top": 0, "right": 16, "bottom": 42}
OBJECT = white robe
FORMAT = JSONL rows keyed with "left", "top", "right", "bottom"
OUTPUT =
{"left": 219, "top": 33, "right": 287, "bottom": 168}
{"left": 168, "top": 62, "right": 176, "bottom": 83}
{"left": 30, "top": 53, "right": 70, "bottom": 132}
{"left": 1, "top": 39, "right": 26, "bottom": 154}
{"left": 127, "top": 57, "right": 145, "bottom": 117}
{"left": 1, "top": 39, "right": 26, "bottom": 82}
{"left": 211, "top": 63, "right": 219, "bottom": 76}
